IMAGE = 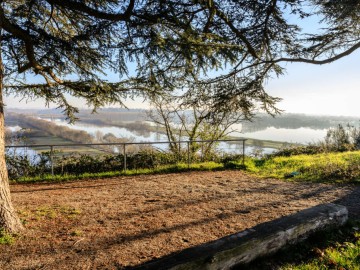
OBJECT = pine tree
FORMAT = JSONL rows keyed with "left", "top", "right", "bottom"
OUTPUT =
{"left": 0, "top": 0, "right": 359, "bottom": 232}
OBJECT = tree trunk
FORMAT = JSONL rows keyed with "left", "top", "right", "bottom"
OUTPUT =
{"left": 0, "top": 34, "right": 23, "bottom": 233}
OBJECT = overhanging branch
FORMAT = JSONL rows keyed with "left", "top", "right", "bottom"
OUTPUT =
{"left": 274, "top": 41, "right": 360, "bottom": 65}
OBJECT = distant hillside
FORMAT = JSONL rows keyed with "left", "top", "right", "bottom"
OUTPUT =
{"left": 6, "top": 108, "right": 147, "bottom": 122}
{"left": 240, "top": 113, "right": 359, "bottom": 132}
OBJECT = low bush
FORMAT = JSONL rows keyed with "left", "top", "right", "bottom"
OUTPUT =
{"left": 6, "top": 153, "right": 49, "bottom": 180}
{"left": 271, "top": 144, "right": 326, "bottom": 157}
{"left": 271, "top": 123, "right": 360, "bottom": 157}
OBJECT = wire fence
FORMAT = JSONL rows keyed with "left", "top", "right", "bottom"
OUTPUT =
{"left": 6, "top": 139, "right": 247, "bottom": 175}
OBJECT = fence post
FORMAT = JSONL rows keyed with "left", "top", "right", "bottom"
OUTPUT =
{"left": 201, "top": 142, "right": 204, "bottom": 162}
{"left": 123, "top": 144, "right": 127, "bottom": 172}
{"left": 178, "top": 131, "right": 181, "bottom": 163}
{"left": 50, "top": 145, "right": 54, "bottom": 176}
{"left": 187, "top": 141, "right": 190, "bottom": 169}
{"left": 242, "top": 140, "right": 246, "bottom": 165}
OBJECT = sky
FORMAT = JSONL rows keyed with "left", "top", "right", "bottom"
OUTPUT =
{"left": 5, "top": 49, "right": 360, "bottom": 117}
{"left": 266, "top": 49, "right": 360, "bottom": 116}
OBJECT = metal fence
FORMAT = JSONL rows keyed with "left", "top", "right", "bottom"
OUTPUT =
{"left": 5, "top": 139, "right": 247, "bottom": 175}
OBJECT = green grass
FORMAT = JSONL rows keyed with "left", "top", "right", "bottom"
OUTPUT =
{"left": 10, "top": 150, "right": 360, "bottom": 184}
{"left": 280, "top": 225, "right": 360, "bottom": 270}
{"left": 245, "top": 150, "right": 360, "bottom": 183}
{"left": 10, "top": 161, "right": 224, "bottom": 183}
{"left": 281, "top": 234, "right": 360, "bottom": 269}
{"left": 32, "top": 205, "right": 81, "bottom": 220}
{"left": 243, "top": 220, "right": 360, "bottom": 270}
{"left": 0, "top": 230, "right": 15, "bottom": 245}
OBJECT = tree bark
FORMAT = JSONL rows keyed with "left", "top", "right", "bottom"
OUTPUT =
{"left": 0, "top": 32, "right": 23, "bottom": 233}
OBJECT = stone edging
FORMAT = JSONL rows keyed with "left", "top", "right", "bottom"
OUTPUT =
{"left": 134, "top": 203, "right": 348, "bottom": 270}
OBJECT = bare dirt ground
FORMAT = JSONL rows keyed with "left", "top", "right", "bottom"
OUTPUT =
{"left": 1, "top": 170, "right": 359, "bottom": 270}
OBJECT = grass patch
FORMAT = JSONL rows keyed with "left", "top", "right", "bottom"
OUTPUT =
{"left": 59, "top": 206, "right": 82, "bottom": 218}
{"left": 70, "top": 230, "right": 83, "bottom": 237}
{"left": 35, "top": 207, "right": 58, "bottom": 219}
{"left": 18, "top": 206, "right": 82, "bottom": 223}
{"left": 10, "top": 162, "right": 225, "bottom": 183}
{"left": 280, "top": 221, "right": 360, "bottom": 270}
{"left": 241, "top": 220, "right": 360, "bottom": 270}
{"left": 0, "top": 230, "right": 15, "bottom": 245}
{"left": 245, "top": 151, "right": 360, "bottom": 183}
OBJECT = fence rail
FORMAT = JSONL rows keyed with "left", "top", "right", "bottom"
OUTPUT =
{"left": 6, "top": 139, "right": 247, "bottom": 175}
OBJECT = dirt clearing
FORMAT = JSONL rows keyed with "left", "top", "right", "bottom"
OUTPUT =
{"left": 1, "top": 170, "right": 359, "bottom": 269}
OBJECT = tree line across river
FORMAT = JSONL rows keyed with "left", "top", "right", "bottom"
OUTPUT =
{"left": 7, "top": 108, "right": 360, "bottom": 133}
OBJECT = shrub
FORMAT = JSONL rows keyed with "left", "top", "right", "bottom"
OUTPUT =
{"left": 271, "top": 144, "right": 325, "bottom": 157}
{"left": 6, "top": 153, "right": 50, "bottom": 179}
{"left": 271, "top": 123, "right": 360, "bottom": 157}
{"left": 6, "top": 147, "right": 245, "bottom": 180}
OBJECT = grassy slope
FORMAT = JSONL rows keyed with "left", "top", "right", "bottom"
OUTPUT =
{"left": 245, "top": 150, "right": 360, "bottom": 183}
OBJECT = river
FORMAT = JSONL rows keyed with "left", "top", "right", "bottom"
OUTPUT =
{"left": 231, "top": 126, "right": 327, "bottom": 144}
{"left": 40, "top": 118, "right": 330, "bottom": 154}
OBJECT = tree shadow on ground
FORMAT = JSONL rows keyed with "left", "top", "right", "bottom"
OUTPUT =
{"left": 125, "top": 186, "right": 360, "bottom": 270}
{"left": 229, "top": 187, "right": 360, "bottom": 270}
{"left": 7, "top": 175, "right": 359, "bottom": 270}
